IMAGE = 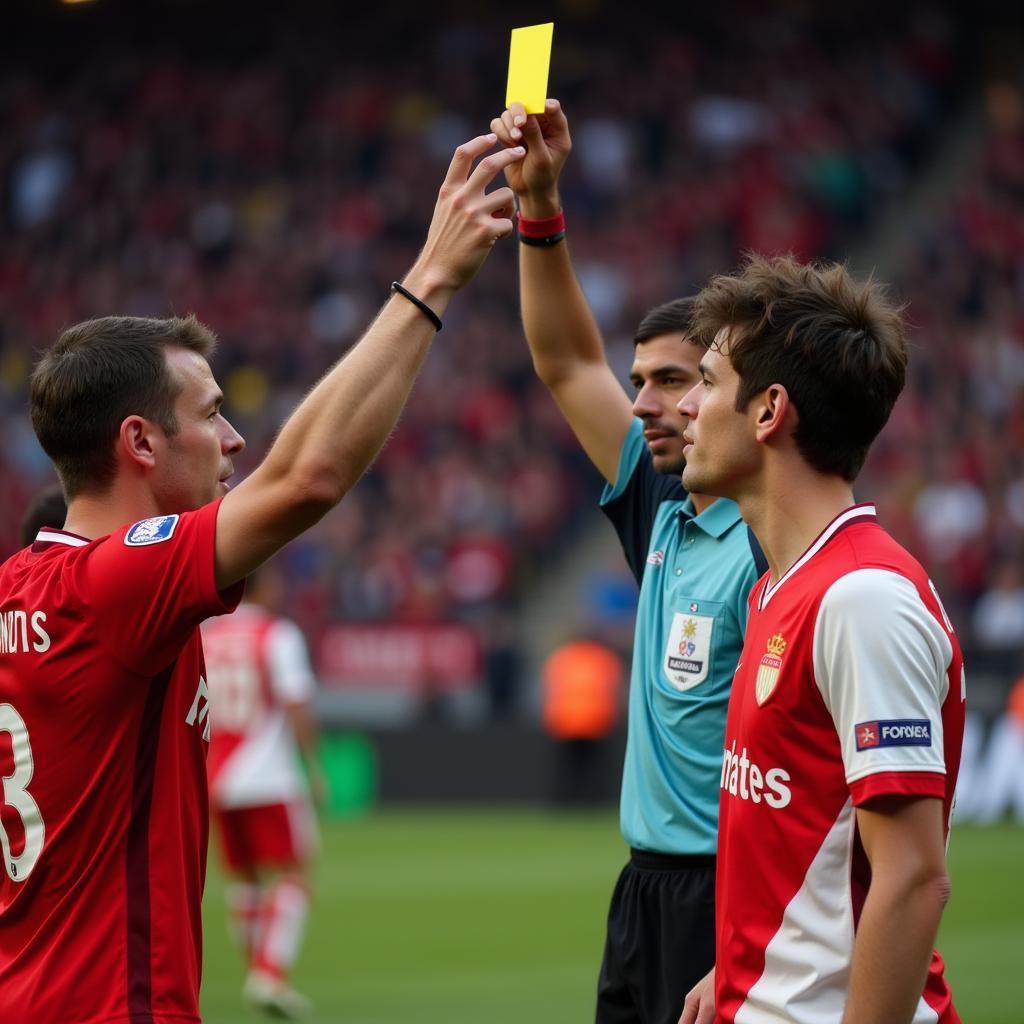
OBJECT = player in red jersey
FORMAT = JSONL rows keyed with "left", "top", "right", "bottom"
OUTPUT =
{"left": 202, "top": 566, "right": 324, "bottom": 1019}
{"left": 676, "top": 255, "right": 964, "bottom": 1024}
{"left": 0, "top": 133, "right": 524, "bottom": 1024}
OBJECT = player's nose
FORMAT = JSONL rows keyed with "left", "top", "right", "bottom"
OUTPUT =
{"left": 677, "top": 382, "right": 701, "bottom": 419}
{"left": 221, "top": 419, "right": 245, "bottom": 455}
{"left": 631, "top": 384, "right": 660, "bottom": 419}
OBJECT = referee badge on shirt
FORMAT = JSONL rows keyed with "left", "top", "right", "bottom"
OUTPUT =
{"left": 664, "top": 612, "right": 714, "bottom": 691}
{"left": 755, "top": 633, "right": 787, "bottom": 705}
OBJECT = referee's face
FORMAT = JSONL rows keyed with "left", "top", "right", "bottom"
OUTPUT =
{"left": 629, "top": 334, "right": 702, "bottom": 477}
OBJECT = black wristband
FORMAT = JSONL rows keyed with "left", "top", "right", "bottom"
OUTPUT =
{"left": 518, "top": 230, "right": 567, "bottom": 247}
{"left": 391, "top": 281, "right": 443, "bottom": 332}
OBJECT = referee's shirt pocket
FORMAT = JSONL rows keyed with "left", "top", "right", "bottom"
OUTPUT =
{"left": 661, "top": 600, "right": 723, "bottom": 694}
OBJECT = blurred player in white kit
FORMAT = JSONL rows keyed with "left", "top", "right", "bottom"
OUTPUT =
{"left": 202, "top": 564, "right": 326, "bottom": 1019}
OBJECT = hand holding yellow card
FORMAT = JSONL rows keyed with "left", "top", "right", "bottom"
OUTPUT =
{"left": 506, "top": 23, "right": 554, "bottom": 115}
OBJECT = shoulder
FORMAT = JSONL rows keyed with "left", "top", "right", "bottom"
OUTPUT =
{"left": 265, "top": 616, "right": 305, "bottom": 647}
{"left": 121, "top": 514, "right": 183, "bottom": 547}
{"left": 118, "top": 503, "right": 221, "bottom": 550}
{"left": 816, "top": 566, "right": 953, "bottom": 663}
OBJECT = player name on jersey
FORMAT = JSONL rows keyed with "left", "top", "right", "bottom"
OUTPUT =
{"left": 0, "top": 608, "right": 51, "bottom": 654}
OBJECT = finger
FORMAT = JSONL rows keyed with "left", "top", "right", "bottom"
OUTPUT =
{"left": 697, "top": 1000, "right": 715, "bottom": 1024}
{"left": 507, "top": 102, "right": 527, "bottom": 128}
{"left": 491, "top": 214, "right": 515, "bottom": 242}
{"left": 443, "top": 134, "right": 499, "bottom": 189}
{"left": 490, "top": 115, "right": 518, "bottom": 148}
{"left": 542, "top": 97, "right": 569, "bottom": 135}
{"left": 481, "top": 186, "right": 516, "bottom": 215}
{"left": 465, "top": 146, "right": 525, "bottom": 193}
{"left": 520, "top": 116, "right": 546, "bottom": 148}
{"left": 500, "top": 109, "right": 523, "bottom": 141}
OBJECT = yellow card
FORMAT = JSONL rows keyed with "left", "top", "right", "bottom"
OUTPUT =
{"left": 506, "top": 23, "right": 554, "bottom": 115}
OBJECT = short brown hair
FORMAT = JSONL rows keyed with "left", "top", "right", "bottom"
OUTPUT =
{"left": 30, "top": 315, "right": 217, "bottom": 498}
{"left": 692, "top": 254, "right": 906, "bottom": 481}
{"left": 634, "top": 297, "right": 697, "bottom": 345}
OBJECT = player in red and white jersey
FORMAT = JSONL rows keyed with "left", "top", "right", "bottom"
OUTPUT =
{"left": 676, "top": 256, "right": 964, "bottom": 1024}
{"left": 0, "top": 134, "right": 523, "bottom": 1024}
{"left": 203, "top": 568, "right": 324, "bottom": 1019}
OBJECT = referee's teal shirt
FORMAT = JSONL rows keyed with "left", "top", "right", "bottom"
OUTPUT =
{"left": 600, "top": 418, "right": 764, "bottom": 855}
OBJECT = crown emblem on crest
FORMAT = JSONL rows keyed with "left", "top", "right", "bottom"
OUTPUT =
{"left": 755, "top": 633, "right": 786, "bottom": 706}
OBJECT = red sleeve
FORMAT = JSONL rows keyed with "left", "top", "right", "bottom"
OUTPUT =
{"left": 77, "top": 498, "right": 244, "bottom": 673}
{"left": 850, "top": 770, "right": 946, "bottom": 807}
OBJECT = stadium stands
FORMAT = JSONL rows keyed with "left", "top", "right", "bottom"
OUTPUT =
{"left": 3, "top": 2, "right": 1018, "bottom": 696}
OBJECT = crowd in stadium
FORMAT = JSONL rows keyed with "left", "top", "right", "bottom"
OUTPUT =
{"left": 1, "top": 3, "right": 1019, "bottom": 667}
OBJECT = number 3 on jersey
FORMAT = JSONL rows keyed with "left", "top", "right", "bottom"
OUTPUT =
{"left": 0, "top": 703, "right": 45, "bottom": 882}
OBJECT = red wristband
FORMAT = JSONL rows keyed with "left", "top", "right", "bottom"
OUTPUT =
{"left": 517, "top": 210, "right": 566, "bottom": 238}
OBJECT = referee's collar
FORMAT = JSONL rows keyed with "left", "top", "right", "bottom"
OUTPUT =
{"left": 678, "top": 497, "right": 742, "bottom": 539}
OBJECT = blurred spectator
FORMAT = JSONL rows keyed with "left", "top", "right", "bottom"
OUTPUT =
{"left": 972, "top": 564, "right": 1024, "bottom": 650}
{"left": 541, "top": 637, "right": 623, "bottom": 806}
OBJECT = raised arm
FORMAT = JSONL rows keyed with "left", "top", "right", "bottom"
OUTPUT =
{"left": 214, "top": 135, "right": 523, "bottom": 588}
{"left": 491, "top": 100, "right": 633, "bottom": 484}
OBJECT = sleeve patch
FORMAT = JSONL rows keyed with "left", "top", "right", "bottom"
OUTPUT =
{"left": 855, "top": 719, "right": 931, "bottom": 751}
{"left": 124, "top": 514, "right": 180, "bottom": 546}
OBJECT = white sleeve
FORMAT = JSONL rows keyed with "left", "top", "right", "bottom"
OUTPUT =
{"left": 812, "top": 569, "right": 952, "bottom": 786}
{"left": 264, "top": 619, "right": 317, "bottom": 705}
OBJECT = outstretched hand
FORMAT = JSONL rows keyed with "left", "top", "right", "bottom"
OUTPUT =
{"left": 416, "top": 134, "right": 524, "bottom": 292}
{"left": 491, "top": 99, "right": 571, "bottom": 208}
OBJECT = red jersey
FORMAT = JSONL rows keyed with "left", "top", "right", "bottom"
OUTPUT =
{"left": 715, "top": 505, "right": 964, "bottom": 1024}
{"left": 203, "top": 605, "right": 315, "bottom": 810}
{"left": 0, "top": 500, "right": 242, "bottom": 1024}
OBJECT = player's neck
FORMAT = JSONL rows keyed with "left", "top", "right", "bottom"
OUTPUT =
{"left": 63, "top": 487, "right": 164, "bottom": 541}
{"left": 742, "top": 466, "right": 855, "bottom": 586}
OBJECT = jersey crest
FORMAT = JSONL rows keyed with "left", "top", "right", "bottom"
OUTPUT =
{"left": 755, "top": 632, "right": 787, "bottom": 705}
{"left": 125, "top": 515, "right": 180, "bottom": 546}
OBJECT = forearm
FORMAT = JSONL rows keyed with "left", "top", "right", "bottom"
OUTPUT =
{"left": 256, "top": 265, "right": 452, "bottom": 514}
{"left": 215, "top": 132, "right": 521, "bottom": 587}
{"left": 842, "top": 873, "right": 947, "bottom": 1023}
{"left": 518, "top": 192, "right": 608, "bottom": 386}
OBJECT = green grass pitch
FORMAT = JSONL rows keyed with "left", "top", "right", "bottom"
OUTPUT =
{"left": 199, "top": 810, "right": 1023, "bottom": 1023}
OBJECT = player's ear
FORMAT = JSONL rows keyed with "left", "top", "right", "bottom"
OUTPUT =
{"left": 119, "top": 415, "right": 159, "bottom": 472}
{"left": 754, "top": 384, "right": 790, "bottom": 443}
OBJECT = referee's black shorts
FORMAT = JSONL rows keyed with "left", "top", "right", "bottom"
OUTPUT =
{"left": 595, "top": 849, "right": 716, "bottom": 1024}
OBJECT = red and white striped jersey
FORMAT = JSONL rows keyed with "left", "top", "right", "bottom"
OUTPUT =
{"left": 715, "top": 505, "right": 965, "bottom": 1024}
{"left": 202, "top": 605, "right": 315, "bottom": 809}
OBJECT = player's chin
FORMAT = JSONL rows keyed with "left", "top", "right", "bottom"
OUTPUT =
{"left": 216, "top": 480, "right": 231, "bottom": 496}
{"left": 652, "top": 452, "right": 687, "bottom": 477}
{"left": 681, "top": 464, "right": 704, "bottom": 492}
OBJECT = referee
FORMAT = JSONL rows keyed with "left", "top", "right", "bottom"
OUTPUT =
{"left": 492, "top": 100, "right": 764, "bottom": 1024}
